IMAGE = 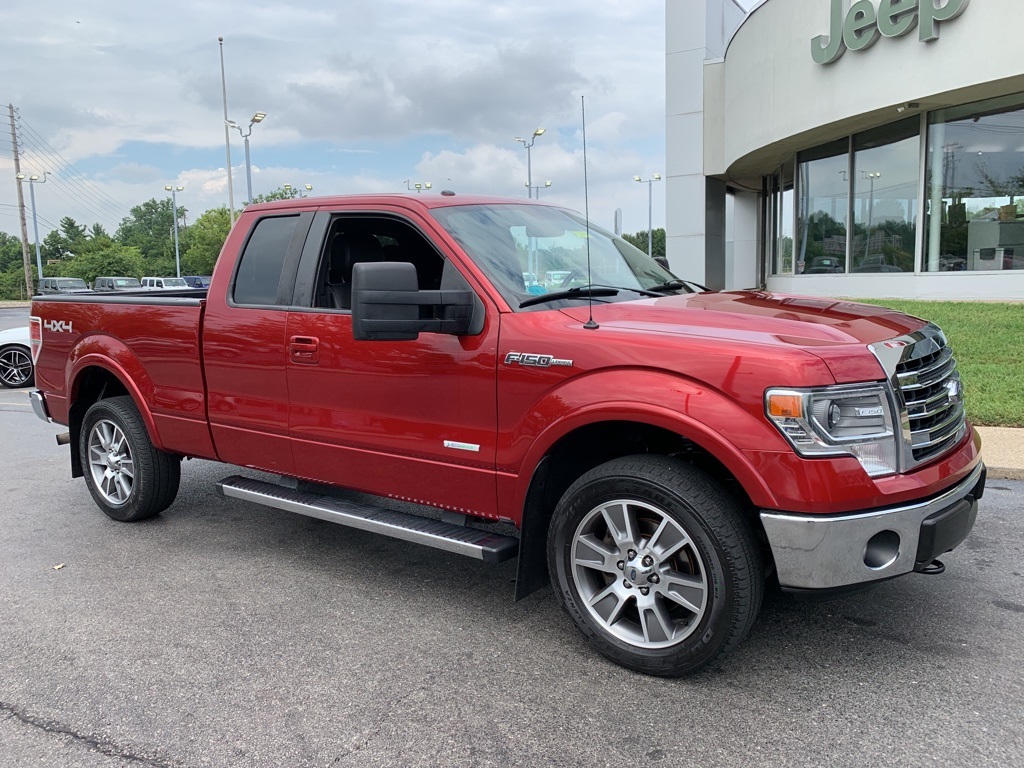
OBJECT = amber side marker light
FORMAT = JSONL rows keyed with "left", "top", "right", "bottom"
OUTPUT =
{"left": 767, "top": 393, "right": 803, "bottom": 418}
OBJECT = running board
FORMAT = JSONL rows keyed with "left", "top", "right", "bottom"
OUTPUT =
{"left": 216, "top": 475, "right": 518, "bottom": 563}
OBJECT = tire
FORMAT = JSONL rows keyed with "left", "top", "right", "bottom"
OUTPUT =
{"left": 80, "top": 396, "right": 181, "bottom": 522}
{"left": 547, "top": 455, "right": 763, "bottom": 677}
{"left": 0, "top": 345, "right": 34, "bottom": 388}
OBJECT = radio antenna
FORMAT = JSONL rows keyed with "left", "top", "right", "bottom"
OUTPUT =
{"left": 581, "top": 95, "right": 598, "bottom": 330}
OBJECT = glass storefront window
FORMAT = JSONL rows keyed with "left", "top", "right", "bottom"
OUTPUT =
{"left": 851, "top": 118, "right": 919, "bottom": 274}
{"left": 796, "top": 139, "right": 849, "bottom": 275}
{"left": 925, "top": 94, "right": 1024, "bottom": 272}
{"left": 769, "top": 158, "right": 795, "bottom": 275}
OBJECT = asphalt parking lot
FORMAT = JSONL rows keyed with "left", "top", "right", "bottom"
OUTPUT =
{"left": 0, "top": 317, "right": 1022, "bottom": 767}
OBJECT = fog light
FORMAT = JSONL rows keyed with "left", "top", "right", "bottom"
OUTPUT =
{"left": 864, "top": 530, "right": 901, "bottom": 570}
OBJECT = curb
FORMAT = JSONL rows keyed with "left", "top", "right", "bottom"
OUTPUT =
{"left": 986, "top": 467, "right": 1024, "bottom": 482}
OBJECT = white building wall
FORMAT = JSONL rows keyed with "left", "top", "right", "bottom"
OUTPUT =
{"left": 716, "top": 0, "right": 1024, "bottom": 177}
{"left": 665, "top": 0, "right": 747, "bottom": 286}
{"left": 673, "top": 0, "right": 1024, "bottom": 300}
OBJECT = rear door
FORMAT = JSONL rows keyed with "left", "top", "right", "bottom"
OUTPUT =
{"left": 284, "top": 209, "right": 501, "bottom": 519}
{"left": 202, "top": 210, "right": 313, "bottom": 475}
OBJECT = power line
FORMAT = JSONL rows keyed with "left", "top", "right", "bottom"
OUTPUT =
{"left": 8, "top": 110, "right": 133, "bottom": 232}
{"left": 15, "top": 114, "right": 133, "bottom": 216}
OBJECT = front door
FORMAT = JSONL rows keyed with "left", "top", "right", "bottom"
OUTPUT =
{"left": 284, "top": 212, "right": 501, "bottom": 519}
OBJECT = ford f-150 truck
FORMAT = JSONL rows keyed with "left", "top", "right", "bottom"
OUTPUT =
{"left": 28, "top": 193, "right": 985, "bottom": 676}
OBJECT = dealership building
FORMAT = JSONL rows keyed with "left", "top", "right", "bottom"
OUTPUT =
{"left": 666, "top": 0, "right": 1024, "bottom": 299}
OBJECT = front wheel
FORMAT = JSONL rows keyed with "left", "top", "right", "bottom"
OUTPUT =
{"left": 548, "top": 455, "right": 763, "bottom": 677}
{"left": 80, "top": 396, "right": 181, "bottom": 522}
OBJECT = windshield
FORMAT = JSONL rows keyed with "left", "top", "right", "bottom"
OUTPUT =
{"left": 58, "top": 279, "right": 88, "bottom": 289}
{"left": 429, "top": 203, "right": 678, "bottom": 310}
{"left": 162, "top": 278, "right": 188, "bottom": 288}
{"left": 114, "top": 278, "right": 141, "bottom": 289}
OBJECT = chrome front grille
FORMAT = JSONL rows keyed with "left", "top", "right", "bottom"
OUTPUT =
{"left": 895, "top": 343, "right": 965, "bottom": 464}
{"left": 870, "top": 324, "right": 967, "bottom": 472}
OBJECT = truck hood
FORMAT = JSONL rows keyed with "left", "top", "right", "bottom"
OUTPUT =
{"left": 560, "top": 290, "right": 925, "bottom": 346}
{"left": 559, "top": 291, "right": 928, "bottom": 382}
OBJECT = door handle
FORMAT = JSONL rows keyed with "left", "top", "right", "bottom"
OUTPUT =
{"left": 289, "top": 335, "right": 319, "bottom": 364}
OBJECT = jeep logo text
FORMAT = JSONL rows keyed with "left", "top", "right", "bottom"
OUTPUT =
{"left": 812, "top": 0, "right": 970, "bottom": 65}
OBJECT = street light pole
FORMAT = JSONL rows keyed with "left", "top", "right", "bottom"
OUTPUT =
{"left": 525, "top": 180, "right": 552, "bottom": 198}
{"left": 283, "top": 184, "right": 314, "bottom": 198}
{"left": 404, "top": 180, "right": 432, "bottom": 193}
{"left": 164, "top": 185, "right": 184, "bottom": 277}
{"left": 633, "top": 173, "right": 662, "bottom": 257}
{"left": 514, "top": 128, "right": 546, "bottom": 198}
{"left": 864, "top": 171, "right": 881, "bottom": 261}
{"left": 218, "top": 36, "right": 236, "bottom": 225}
{"left": 16, "top": 172, "right": 48, "bottom": 280}
{"left": 226, "top": 112, "right": 266, "bottom": 205}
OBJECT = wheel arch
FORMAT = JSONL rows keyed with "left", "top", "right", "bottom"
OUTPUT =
{"left": 67, "top": 358, "right": 160, "bottom": 478}
{"left": 514, "top": 407, "right": 776, "bottom": 601}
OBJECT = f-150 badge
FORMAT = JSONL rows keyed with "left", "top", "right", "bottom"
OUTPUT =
{"left": 504, "top": 351, "right": 573, "bottom": 368}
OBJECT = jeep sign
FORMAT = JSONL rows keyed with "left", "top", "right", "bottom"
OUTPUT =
{"left": 812, "top": 0, "right": 970, "bottom": 65}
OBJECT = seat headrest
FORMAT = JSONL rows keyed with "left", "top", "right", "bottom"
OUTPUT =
{"left": 328, "top": 232, "right": 384, "bottom": 283}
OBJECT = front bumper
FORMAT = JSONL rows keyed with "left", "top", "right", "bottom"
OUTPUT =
{"left": 760, "top": 462, "right": 985, "bottom": 590}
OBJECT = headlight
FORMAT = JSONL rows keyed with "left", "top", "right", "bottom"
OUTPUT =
{"left": 765, "top": 384, "right": 898, "bottom": 477}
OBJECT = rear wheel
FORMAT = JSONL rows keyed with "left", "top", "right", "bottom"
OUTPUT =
{"left": 80, "top": 396, "right": 180, "bottom": 522}
{"left": 0, "top": 345, "right": 33, "bottom": 388}
{"left": 548, "top": 455, "right": 763, "bottom": 676}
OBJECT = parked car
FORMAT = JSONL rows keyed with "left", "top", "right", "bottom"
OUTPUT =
{"left": 141, "top": 277, "right": 189, "bottom": 290}
{"left": 94, "top": 276, "right": 143, "bottom": 292}
{"left": 853, "top": 253, "right": 902, "bottom": 273}
{"left": 0, "top": 326, "right": 33, "bottom": 389}
{"left": 803, "top": 256, "right": 844, "bottom": 274}
{"left": 37, "top": 277, "right": 91, "bottom": 295}
{"left": 182, "top": 275, "right": 212, "bottom": 288}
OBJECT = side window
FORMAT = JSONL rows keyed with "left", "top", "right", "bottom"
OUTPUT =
{"left": 233, "top": 215, "right": 300, "bottom": 306}
{"left": 312, "top": 217, "right": 447, "bottom": 310}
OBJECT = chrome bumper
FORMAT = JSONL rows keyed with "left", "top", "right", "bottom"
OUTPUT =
{"left": 29, "top": 390, "right": 52, "bottom": 423}
{"left": 760, "top": 462, "right": 985, "bottom": 590}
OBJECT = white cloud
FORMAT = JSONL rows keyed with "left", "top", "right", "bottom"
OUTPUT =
{"left": 0, "top": 0, "right": 668, "bottom": 237}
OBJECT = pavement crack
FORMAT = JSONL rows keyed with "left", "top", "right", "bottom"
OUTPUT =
{"left": 0, "top": 700, "right": 178, "bottom": 768}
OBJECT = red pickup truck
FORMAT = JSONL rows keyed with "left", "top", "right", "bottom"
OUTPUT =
{"left": 28, "top": 193, "right": 985, "bottom": 676}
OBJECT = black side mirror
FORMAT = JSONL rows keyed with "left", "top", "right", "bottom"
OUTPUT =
{"left": 653, "top": 256, "right": 670, "bottom": 270}
{"left": 351, "top": 261, "right": 481, "bottom": 341}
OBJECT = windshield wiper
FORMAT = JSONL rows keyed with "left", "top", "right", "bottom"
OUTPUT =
{"left": 519, "top": 286, "right": 619, "bottom": 308}
{"left": 647, "top": 279, "right": 708, "bottom": 293}
{"left": 518, "top": 284, "right": 663, "bottom": 309}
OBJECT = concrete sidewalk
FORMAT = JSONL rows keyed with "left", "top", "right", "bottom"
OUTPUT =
{"left": 976, "top": 426, "right": 1024, "bottom": 481}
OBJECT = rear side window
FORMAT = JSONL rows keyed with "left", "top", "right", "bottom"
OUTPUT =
{"left": 233, "top": 215, "right": 300, "bottom": 305}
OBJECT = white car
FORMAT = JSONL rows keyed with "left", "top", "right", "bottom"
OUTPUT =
{"left": 140, "top": 277, "right": 189, "bottom": 290}
{"left": 0, "top": 326, "right": 33, "bottom": 389}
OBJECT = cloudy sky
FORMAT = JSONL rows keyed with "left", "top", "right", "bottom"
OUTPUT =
{"left": 0, "top": 0, "right": 700, "bottom": 244}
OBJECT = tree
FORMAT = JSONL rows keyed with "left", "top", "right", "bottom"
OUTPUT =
{"left": 57, "top": 243, "right": 146, "bottom": 285}
{"left": 182, "top": 206, "right": 231, "bottom": 276}
{"left": 622, "top": 228, "right": 666, "bottom": 258}
{"left": 115, "top": 198, "right": 181, "bottom": 262}
{"left": 247, "top": 186, "right": 300, "bottom": 205}
{"left": 0, "top": 231, "right": 24, "bottom": 273}
{"left": 41, "top": 229, "right": 74, "bottom": 262}
{"left": 60, "top": 217, "right": 87, "bottom": 249}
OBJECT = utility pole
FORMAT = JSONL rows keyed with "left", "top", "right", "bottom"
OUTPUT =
{"left": 8, "top": 104, "right": 34, "bottom": 297}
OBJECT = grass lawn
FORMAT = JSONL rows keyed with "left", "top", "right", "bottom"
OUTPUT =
{"left": 852, "top": 299, "right": 1024, "bottom": 428}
